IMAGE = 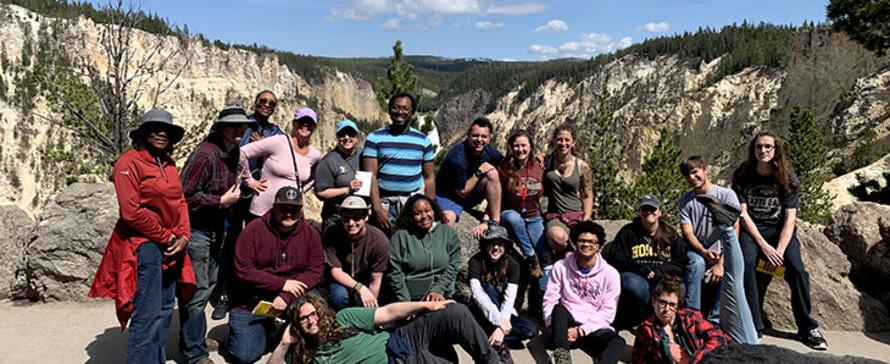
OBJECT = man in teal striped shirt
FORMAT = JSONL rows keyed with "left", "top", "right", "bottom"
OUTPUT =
{"left": 362, "top": 93, "right": 436, "bottom": 233}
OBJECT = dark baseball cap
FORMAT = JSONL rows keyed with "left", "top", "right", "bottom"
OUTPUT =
{"left": 637, "top": 194, "right": 661, "bottom": 209}
{"left": 274, "top": 186, "right": 303, "bottom": 206}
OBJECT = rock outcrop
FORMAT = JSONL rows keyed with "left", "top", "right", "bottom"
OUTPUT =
{"left": 762, "top": 223, "right": 890, "bottom": 332}
{"left": 19, "top": 183, "right": 117, "bottom": 301}
{"left": 824, "top": 155, "right": 890, "bottom": 210}
{"left": 0, "top": 204, "right": 31, "bottom": 299}
{"left": 826, "top": 202, "right": 890, "bottom": 281}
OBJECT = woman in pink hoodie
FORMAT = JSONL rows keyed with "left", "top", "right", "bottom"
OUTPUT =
{"left": 542, "top": 220, "right": 623, "bottom": 364}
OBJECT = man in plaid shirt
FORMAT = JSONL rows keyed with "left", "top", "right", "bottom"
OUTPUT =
{"left": 632, "top": 276, "right": 731, "bottom": 364}
{"left": 177, "top": 106, "right": 252, "bottom": 364}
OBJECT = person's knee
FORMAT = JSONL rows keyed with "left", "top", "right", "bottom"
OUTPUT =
{"left": 621, "top": 273, "right": 649, "bottom": 302}
{"left": 226, "top": 340, "right": 263, "bottom": 364}
{"left": 443, "top": 210, "right": 458, "bottom": 226}
{"left": 686, "top": 253, "right": 705, "bottom": 274}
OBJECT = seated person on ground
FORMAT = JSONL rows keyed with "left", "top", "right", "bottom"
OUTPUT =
{"left": 227, "top": 186, "right": 323, "bottom": 364}
{"left": 387, "top": 194, "right": 461, "bottom": 302}
{"left": 468, "top": 224, "right": 539, "bottom": 363}
{"left": 542, "top": 221, "right": 624, "bottom": 364}
{"left": 323, "top": 196, "right": 389, "bottom": 311}
{"left": 606, "top": 194, "right": 687, "bottom": 330}
{"left": 435, "top": 117, "right": 503, "bottom": 230}
{"left": 631, "top": 276, "right": 731, "bottom": 364}
{"left": 268, "top": 295, "right": 501, "bottom": 364}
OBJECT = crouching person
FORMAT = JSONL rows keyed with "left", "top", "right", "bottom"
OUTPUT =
{"left": 631, "top": 276, "right": 730, "bottom": 364}
{"left": 468, "top": 225, "right": 538, "bottom": 363}
{"left": 227, "top": 186, "right": 323, "bottom": 363}
{"left": 268, "top": 296, "right": 502, "bottom": 364}
{"left": 543, "top": 221, "right": 624, "bottom": 364}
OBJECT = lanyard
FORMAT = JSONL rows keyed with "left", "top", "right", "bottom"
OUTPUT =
{"left": 520, "top": 163, "right": 531, "bottom": 213}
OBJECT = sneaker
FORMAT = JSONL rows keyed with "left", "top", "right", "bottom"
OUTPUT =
{"left": 205, "top": 338, "right": 220, "bottom": 352}
{"left": 211, "top": 296, "right": 229, "bottom": 320}
{"left": 553, "top": 348, "right": 572, "bottom": 364}
{"left": 496, "top": 345, "right": 514, "bottom": 364}
{"left": 800, "top": 328, "right": 828, "bottom": 351}
{"left": 526, "top": 255, "right": 543, "bottom": 279}
{"left": 195, "top": 357, "right": 215, "bottom": 364}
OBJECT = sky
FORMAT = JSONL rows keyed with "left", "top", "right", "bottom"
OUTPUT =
{"left": 109, "top": 0, "right": 829, "bottom": 61}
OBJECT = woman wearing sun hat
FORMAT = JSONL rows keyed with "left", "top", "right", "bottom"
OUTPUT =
{"left": 239, "top": 107, "right": 322, "bottom": 218}
{"left": 89, "top": 108, "right": 196, "bottom": 364}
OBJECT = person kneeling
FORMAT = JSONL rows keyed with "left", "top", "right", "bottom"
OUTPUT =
{"left": 268, "top": 296, "right": 501, "bottom": 364}
{"left": 632, "top": 276, "right": 731, "bottom": 364}
{"left": 543, "top": 221, "right": 624, "bottom": 364}
{"left": 469, "top": 225, "right": 539, "bottom": 363}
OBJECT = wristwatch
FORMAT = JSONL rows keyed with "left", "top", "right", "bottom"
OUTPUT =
{"left": 474, "top": 168, "right": 487, "bottom": 178}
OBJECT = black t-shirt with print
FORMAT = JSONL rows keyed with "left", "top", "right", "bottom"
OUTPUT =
{"left": 732, "top": 170, "right": 800, "bottom": 228}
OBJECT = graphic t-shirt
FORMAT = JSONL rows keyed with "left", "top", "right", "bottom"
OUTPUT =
{"left": 315, "top": 149, "right": 361, "bottom": 220}
{"left": 312, "top": 308, "right": 389, "bottom": 364}
{"left": 732, "top": 170, "right": 800, "bottom": 228}
{"left": 500, "top": 160, "right": 545, "bottom": 217}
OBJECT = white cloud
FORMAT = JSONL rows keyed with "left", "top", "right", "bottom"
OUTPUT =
{"left": 502, "top": 58, "right": 517, "bottom": 62}
{"left": 638, "top": 21, "right": 670, "bottom": 33}
{"left": 379, "top": 18, "right": 402, "bottom": 30}
{"left": 530, "top": 33, "right": 634, "bottom": 59}
{"left": 535, "top": 19, "right": 569, "bottom": 33}
{"left": 330, "top": 0, "right": 546, "bottom": 28}
{"left": 475, "top": 21, "right": 504, "bottom": 29}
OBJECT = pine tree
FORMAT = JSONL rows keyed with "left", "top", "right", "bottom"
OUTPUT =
{"left": 377, "top": 40, "right": 421, "bottom": 128}
{"left": 585, "top": 85, "right": 633, "bottom": 219}
{"left": 633, "top": 128, "right": 686, "bottom": 227}
{"left": 786, "top": 104, "right": 834, "bottom": 224}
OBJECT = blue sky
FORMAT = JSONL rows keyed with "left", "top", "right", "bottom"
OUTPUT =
{"left": 118, "top": 0, "right": 828, "bottom": 61}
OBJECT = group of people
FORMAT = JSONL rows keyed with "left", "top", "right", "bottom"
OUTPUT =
{"left": 88, "top": 90, "right": 829, "bottom": 364}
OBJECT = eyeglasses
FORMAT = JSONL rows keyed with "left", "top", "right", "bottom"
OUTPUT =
{"left": 389, "top": 104, "right": 412, "bottom": 113}
{"left": 295, "top": 119, "right": 316, "bottom": 129}
{"left": 755, "top": 143, "right": 775, "bottom": 151}
{"left": 298, "top": 311, "right": 318, "bottom": 323}
{"left": 655, "top": 299, "right": 678, "bottom": 310}
{"left": 256, "top": 98, "right": 277, "bottom": 107}
{"left": 575, "top": 238, "right": 599, "bottom": 246}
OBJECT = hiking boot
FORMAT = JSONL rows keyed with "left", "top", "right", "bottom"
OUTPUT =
{"left": 553, "top": 348, "right": 572, "bottom": 364}
{"left": 800, "top": 327, "right": 828, "bottom": 351}
{"left": 526, "top": 254, "right": 543, "bottom": 279}
{"left": 195, "top": 357, "right": 215, "bottom": 364}
{"left": 497, "top": 345, "right": 514, "bottom": 364}
{"left": 206, "top": 338, "right": 220, "bottom": 352}
{"left": 211, "top": 295, "right": 229, "bottom": 320}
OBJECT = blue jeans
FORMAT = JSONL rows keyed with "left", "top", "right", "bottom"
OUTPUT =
{"left": 684, "top": 249, "right": 720, "bottom": 322}
{"left": 718, "top": 226, "right": 758, "bottom": 344}
{"left": 500, "top": 210, "right": 544, "bottom": 257}
{"left": 476, "top": 283, "right": 537, "bottom": 342}
{"left": 127, "top": 242, "right": 176, "bottom": 364}
{"left": 178, "top": 228, "right": 223, "bottom": 363}
{"left": 614, "top": 272, "right": 650, "bottom": 330}
{"left": 226, "top": 308, "right": 275, "bottom": 364}
{"left": 328, "top": 282, "right": 362, "bottom": 311}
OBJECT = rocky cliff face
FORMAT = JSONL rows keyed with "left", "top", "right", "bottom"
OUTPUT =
{"left": 0, "top": 4, "right": 386, "bottom": 216}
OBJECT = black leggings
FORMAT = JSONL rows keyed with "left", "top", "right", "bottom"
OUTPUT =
{"left": 549, "top": 303, "right": 624, "bottom": 364}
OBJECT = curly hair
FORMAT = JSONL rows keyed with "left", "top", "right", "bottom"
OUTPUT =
{"left": 396, "top": 194, "right": 446, "bottom": 230}
{"left": 569, "top": 220, "right": 606, "bottom": 246}
{"left": 732, "top": 131, "right": 799, "bottom": 199}
{"left": 501, "top": 129, "right": 537, "bottom": 194}
{"left": 286, "top": 294, "right": 358, "bottom": 364}
{"left": 651, "top": 275, "right": 685, "bottom": 301}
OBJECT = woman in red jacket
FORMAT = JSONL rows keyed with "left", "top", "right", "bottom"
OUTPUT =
{"left": 89, "top": 109, "right": 196, "bottom": 364}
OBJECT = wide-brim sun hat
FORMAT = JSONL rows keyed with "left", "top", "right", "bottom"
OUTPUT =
{"left": 129, "top": 108, "right": 185, "bottom": 144}
{"left": 212, "top": 106, "right": 253, "bottom": 130}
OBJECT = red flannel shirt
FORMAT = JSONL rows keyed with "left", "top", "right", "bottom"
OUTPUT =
{"left": 632, "top": 308, "right": 731, "bottom": 364}
{"left": 231, "top": 212, "right": 323, "bottom": 308}
{"left": 89, "top": 148, "right": 195, "bottom": 328}
{"left": 180, "top": 135, "right": 239, "bottom": 230}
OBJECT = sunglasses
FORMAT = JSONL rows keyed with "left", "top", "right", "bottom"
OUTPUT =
{"left": 337, "top": 131, "right": 358, "bottom": 139}
{"left": 341, "top": 213, "right": 366, "bottom": 222}
{"left": 256, "top": 98, "right": 277, "bottom": 107}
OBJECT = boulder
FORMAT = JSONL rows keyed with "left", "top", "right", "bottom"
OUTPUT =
{"left": 0, "top": 204, "right": 32, "bottom": 299}
{"left": 826, "top": 202, "right": 890, "bottom": 281}
{"left": 21, "top": 183, "right": 117, "bottom": 301}
{"left": 762, "top": 223, "right": 890, "bottom": 332}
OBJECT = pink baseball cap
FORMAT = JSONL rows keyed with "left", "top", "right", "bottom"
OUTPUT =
{"left": 293, "top": 107, "right": 318, "bottom": 124}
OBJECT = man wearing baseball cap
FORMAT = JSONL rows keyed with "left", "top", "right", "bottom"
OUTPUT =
{"left": 322, "top": 196, "right": 389, "bottom": 310}
{"left": 227, "top": 186, "right": 323, "bottom": 363}
{"left": 178, "top": 106, "right": 253, "bottom": 364}
{"left": 315, "top": 120, "right": 364, "bottom": 232}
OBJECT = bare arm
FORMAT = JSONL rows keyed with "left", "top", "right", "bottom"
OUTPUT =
{"left": 738, "top": 203, "right": 768, "bottom": 248}
{"left": 373, "top": 300, "right": 454, "bottom": 326}
{"left": 330, "top": 267, "right": 358, "bottom": 290}
{"left": 315, "top": 186, "right": 351, "bottom": 200}
{"left": 579, "top": 161, "right": 594, "bottom": 220}
{"left": 681, "top": 223, "right": 708, "bottom": 256}
{"left": 422, "top": 161, "right": 436, "bottom": 198}
{"left": 369, "top": 272, "right": 383, "bottom": 297}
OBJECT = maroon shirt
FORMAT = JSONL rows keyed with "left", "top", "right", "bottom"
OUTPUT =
{"left": 500, "top": 160, "right": 545, "bottom": 217}
{"left": 232, "top": 212, "right": 323, "bottom": 308}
